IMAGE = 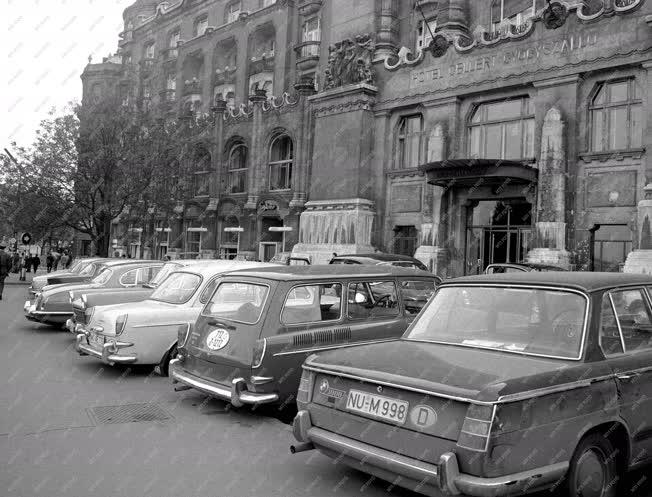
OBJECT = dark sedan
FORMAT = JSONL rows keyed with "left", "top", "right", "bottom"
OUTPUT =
{"left": 292, "top": 272, "right": 652, "bottom": 497}
{"left": 24, "top": 260, "right": 162, "bottom": 326}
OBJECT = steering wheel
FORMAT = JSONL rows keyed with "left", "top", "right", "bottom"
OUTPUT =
{"left": 373, "top": 294, "right": 392, "bottom": 308}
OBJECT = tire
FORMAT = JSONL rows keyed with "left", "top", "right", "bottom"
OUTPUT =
{"left": 567, "top": 433, "right": 619, "bottom": 497}
{"left": 158, "top": 344, "right": 177, "bottom": 377}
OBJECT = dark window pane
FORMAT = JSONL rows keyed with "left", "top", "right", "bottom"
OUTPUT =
{"left": 486, "top": 100, "right": 522, "bottom": 121}
{"left": 630, "top": 105, "right": 642, "bottom": 148}
{"left": 591, "top": 110, "right": 603, "bottom": 152}
{"left": 485, "top": 124, "right": 502, "bottom": 158}
{"left": 608, "top": 81, "right": 628, "bottom": 103}
{"left": 504, "top": 121, "right": 521, "bottom": 159}
{"left": 592, "top": 84, "right": 605, "bottom": 105}
{"left": 608, "top": 107, "right": 628, "bottom": 150}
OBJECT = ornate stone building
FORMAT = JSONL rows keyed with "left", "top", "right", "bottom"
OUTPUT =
{"left": 82, "top": 0, "right": 652, "bottom": 275}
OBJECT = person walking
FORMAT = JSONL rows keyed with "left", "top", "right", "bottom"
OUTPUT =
{"left": 33, "top": 254, "right": 40, "bottom": 274}
{"left": 60, "top": 252, "right": 70, "bottom": 269}
{"left": 0, "top": 244, "right": 12, "bottom": 301}
{"left": 11, "top": 252, "right": 20, "bottom": 274}
{"left": 46, "top": 252, "right": 54, "bottom": 273}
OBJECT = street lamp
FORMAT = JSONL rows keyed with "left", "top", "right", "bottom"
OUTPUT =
{"left": 268, "top": 226, "right": 293, "bottom": 253}
{"left": 224, "top": 226, "right": 244, "bottom": 258}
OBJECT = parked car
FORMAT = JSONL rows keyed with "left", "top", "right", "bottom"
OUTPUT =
{"left": 269, "top": 252, "right": 312, "bottom": 265}
{"left": 291, "top": 272, "right": 652, "bottom": 497}
{"left": 28, "top": 257, "right": 106, "bottom": 298}
{"left": 74, "top": 261, "right": 277, "bottom": 375}
{"left": 24, "top": 260, "right": 163, "bottom": 326}
{"left": 484, "top": 262, "right": 567, "bottom": 274}
{"left": 170, "top": 265, "right": 438, "bottom": 411}
{"left": 65, "top": 259, "right": 217, "bottom": 334}
{"left": 330, "top": 253, "right": 431, "bottom": 273}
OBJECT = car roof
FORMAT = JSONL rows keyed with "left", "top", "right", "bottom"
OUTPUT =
{"left": 487, "top": 262, "right": 566, "bottom": 271}
{"left": 333, "top": 253, "right": 422, "bottom": 263}
{"left": 442, "top": 272, "right": 652, "bottom": 292}
{"left": 171, "top": 261, "right": 280, "bottom": 277}
{"left": 100, "top": 259, "right": 162, "bottom": 268}
{"left": 223, "top": 264, "right": 434, "bottom": 281}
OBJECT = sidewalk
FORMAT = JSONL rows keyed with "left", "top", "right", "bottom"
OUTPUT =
{"left": 4, "top": 272, "right": 35, "bottom": 286}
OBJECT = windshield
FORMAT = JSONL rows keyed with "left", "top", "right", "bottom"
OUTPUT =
{"left": 92, "top": 268, "right": 112, "bottom": 285}
{"left": 79, "top": 262, "right": 98, "bottom": 277}
{"left": 406, "top": 286, "right": 587, "bottom": 360}
{"left": 147, "top": 262, "right": 182, "bottom": 287}
{"left": 204, "top": 282, "right": 269, "bottom": 324}
{"left": 150, "top": 272, "right": 201, "bottom": 304}
{"left": 69, "top": 260, "right": 85, "bottom": 273}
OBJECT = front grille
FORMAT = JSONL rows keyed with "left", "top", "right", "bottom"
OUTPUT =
{"left": 73, "top": 307, "right": 86, "bottom": 324}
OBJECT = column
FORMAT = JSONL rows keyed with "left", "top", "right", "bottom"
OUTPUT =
{"left": 374, "top": 0, "right": 399, "bottom": 61}
{"left": 245, "top": 88, "right": 267, "bottom": 211}
{"left": 526, "top": 106, "right": 571, "bottom": 268}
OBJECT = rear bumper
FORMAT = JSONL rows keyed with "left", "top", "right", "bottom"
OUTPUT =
{"left": 24, "top": 303, "right": 71, "bottom": 323}
{"left": 75, "top": 332, "right": 137, "bottom": 365}
{"left": 292, "top": 410, "right": 568, "bottom": 497}
{"left": 66, "top": 319, "right": 85, "bottom": 334}
{"left": 169, "top": 359, "right": 278, "bottom": 407}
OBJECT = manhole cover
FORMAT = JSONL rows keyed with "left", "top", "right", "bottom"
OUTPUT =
{"left": 88, "top": 403, "right": 173, "bottom": 425}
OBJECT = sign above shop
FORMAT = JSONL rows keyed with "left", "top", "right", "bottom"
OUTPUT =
{"left": 258, "top": 200, "right": 279, "bottom": 213}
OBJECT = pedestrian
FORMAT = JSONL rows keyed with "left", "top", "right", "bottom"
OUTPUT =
{"left": 33, "top": 254, "right": 40, "bottom": 274}
{"left": 60, "top": 251, "right": 70, "bottom": 269}
{"left": 46, "top": 252, "right": 54, "bottom": 273}
{"left": 66, "top": 253, "right": 73, "bottom": 269}
{"left": 18, "top": 252, "right": 27, "bottom": 281}
{"left": 0, "top": 244, "right": 13, "bottom": 301}
{"left": 52, "top": 251, "right": 60, "bottom": 271}
{"left": 25, "top": 254, "right": 32, "bottom": 273}
{"left": 11, "top": 252, "right": 20, "bottom": 273}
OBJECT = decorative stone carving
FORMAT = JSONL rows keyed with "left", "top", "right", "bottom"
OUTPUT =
{"left": 429, "top": 35, "right": 450, "bottom": 58}
{"left": 542, "top": 2, "right": 569, "bottom": 29}
{"left": 383, "top": 46, "right": 423, "bottom": 71}
{"left": 324, "top": 34, "right": 375, "bottom": 90}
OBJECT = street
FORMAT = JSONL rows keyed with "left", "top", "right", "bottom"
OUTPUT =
{"left": 1, "top": 281, "right": 650, "bottom": 497}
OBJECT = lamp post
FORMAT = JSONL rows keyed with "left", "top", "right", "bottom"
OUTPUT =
{"left": 268, "top": 226, "right": 293, "bottom": 253}
{"left": 224, "top": 226, "right": 244, "bottom": 258}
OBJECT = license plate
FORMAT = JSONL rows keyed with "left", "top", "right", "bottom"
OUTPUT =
{"left": 89, "top": 333, "right": 104, "bottom": 348}
{"left": 346, "top": 389, "right": 409, "bottom": 425}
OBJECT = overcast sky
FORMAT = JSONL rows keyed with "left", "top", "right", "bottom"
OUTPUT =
{"left": 2, "top": 0, "right": 134, "bottom": 150}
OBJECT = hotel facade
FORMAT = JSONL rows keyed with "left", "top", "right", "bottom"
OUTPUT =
{"left": 81, "top": 0, "right": 652, "bottom": 276}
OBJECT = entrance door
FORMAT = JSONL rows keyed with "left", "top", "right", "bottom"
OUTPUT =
{"left": 259, "top": 242, "right": 278, "bottom": 262}
{"left": 393, "top": 226, "right": 417, "bottom": 256}
{"left": 465, "top": 200, "right": 532, "bottom": 274}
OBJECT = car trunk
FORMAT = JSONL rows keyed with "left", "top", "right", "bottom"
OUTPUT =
{"left": 184, "top": 314, "right": 258, "bottom": 386}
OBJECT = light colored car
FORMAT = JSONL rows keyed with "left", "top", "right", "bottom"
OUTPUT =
{"left": 74, "top": 261, "right": 278, "bottom": 375}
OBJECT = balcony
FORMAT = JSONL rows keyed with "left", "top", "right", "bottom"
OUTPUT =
{"left": 298, "top": 0, "right": 322, "bottom": 16}
{"left": 212, "top": 66, "right": 237, "bottom": 86}
{"left": 249, "top": 55, "right": 275, "bottom": 75}
{"left": 182, "top": 80, "right": 203, "bottom": 97}
{"left": 162, "top": 47, "right": 178, "bottom": 61}
{"left": 294, "top": 41, "right": 320, "bottom": 72}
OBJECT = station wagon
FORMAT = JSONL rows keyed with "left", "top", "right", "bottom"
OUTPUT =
{"left": 170, "top": 265, "right": 437, "bottom": 410}
{"left": 292, "top": 272, "right": 652, "bottom": 497}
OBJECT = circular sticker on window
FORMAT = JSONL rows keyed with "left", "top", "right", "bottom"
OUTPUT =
{"left": 206, "top": 329, "right": 230, "bottom": 350}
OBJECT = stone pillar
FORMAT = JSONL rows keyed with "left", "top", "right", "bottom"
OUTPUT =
{"left": 291, "top": 81, "right": 317, "bottom": 208}
{"left": 623, "top": 184, "right": 652, "bottom": 274}
{"left": 526, "top": 107, "right": 570, "bottom": 268}
{"left": 374, "top": 0, "right": 399, "bottom": 61}
{"left": 292, "top": 83, "right": 377, "bottom": 263}
{"left": 245, "top": 89, "right": 267, "bottom": 211}
{"left": 414, "top": 123, "right": 449, "bottom": 275}
{"left": 435, "top": 0, "right": 470, "bottom": 40}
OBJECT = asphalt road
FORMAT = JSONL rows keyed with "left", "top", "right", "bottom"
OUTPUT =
{"left": 1, "top": 282, "right": 650, "bottom": 497}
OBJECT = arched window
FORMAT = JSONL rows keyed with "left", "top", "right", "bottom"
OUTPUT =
{"left": 590, "top": 79, "right": 642, "bottom": 152}
{"left": 227, "top": 142, "right": 247, "bottom": 193}
{"left": 396, "top": 114, "right": 424, "bottom": 169}
{"left": 268, "top": 134, "right": 293, "bottom": 191}
{"left": 192, "top": 146, "right": 211, "bottom": 197}
{"left": 468, "top": 97, "right": 534, "bottom": 160}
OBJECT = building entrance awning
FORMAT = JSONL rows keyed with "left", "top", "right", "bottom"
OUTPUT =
{"left": 419, "top": 159, "right": 537, "bottom": 187}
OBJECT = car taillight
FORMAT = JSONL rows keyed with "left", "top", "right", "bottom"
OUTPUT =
{"left": 115, "top": 314, "right": 128, "bottom": 335}
{"left": 252, "top": 338, "right": 266, "bottom": 369}
{"left": 296, "top": 368, "right": 314, "bottom": 406}
{"left": 457, "top": 404, "right": 496, "bottom": 452}
{"left": 177, "top": 323, "right": 191, "bottom": 348}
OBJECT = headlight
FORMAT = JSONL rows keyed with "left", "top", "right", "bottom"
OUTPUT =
{"left": 115, "top": 314, "right": 128, "bottom": 335}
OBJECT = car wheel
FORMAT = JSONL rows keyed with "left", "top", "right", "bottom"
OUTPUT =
{"left": 158, "top": 344, "right": 177, "bottom": 377}
{"left": 567, "top": 433, "right": 619, "bottom": 497}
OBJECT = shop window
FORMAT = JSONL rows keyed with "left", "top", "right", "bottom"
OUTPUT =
{"left": 468, "top": 97, "right": 534, "bottom": 160}
{"left": 192, "top": 146, "right": 211, "bottom": 197}
{"left": 592, "top": 225, "right": 632, "bottom": 272}
{"left": 301, "top": 17, "right": 321, "bottom": 56}
{"left": 491, "top": 0, "right": 538, "bottom": 32}
{"left": 269, "top": 134, "right": 293, "bottom": 191}
{"left": 397, "top": 115, "right": 424, "bottom": 169}
{"left": 225, "top": 1, "right": 241, "bottom": 23}
{"left": 228, "top": 142, "right": 247, "bottom": 193}
{"left": 186, "top": 222, "right": 203, "bottom": 257}
{"left": 194, "top": 15, "right": 208, "bottom": 37}
{"left": 590, "top": 79, "right": 642, "bottom": 152}
{"left": 416, "top": 18, "right": 437, "bottom": 53}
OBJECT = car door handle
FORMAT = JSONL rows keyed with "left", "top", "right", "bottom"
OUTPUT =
{"left": 616, "top": 373, "right": 639, "bottom": 381}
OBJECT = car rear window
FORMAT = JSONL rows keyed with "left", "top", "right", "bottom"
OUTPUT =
{"left": 92, "top": 268, "right": 112, "bottom": 285}
{"left": 204, "top": 282, "right": 269, "bottom": 324}
{"left": 281, "top": 283, "right": 342, "bottom": 324}
{"left": 406, "top": 286, "right": 587, "bottom": 360}
{"left": 400, "top": 280, "right": 436, "bottom": 315}
{"left": 150, "top": 272, "right": 202, "bottom": 304}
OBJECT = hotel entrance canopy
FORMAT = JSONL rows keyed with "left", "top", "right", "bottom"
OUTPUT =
{"left": 419, "top": 159, "right": 537, "bottom": 187}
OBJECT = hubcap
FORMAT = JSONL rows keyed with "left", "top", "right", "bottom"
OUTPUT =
{"left": 575, "top": 447, "right": 608, "bottom": 497}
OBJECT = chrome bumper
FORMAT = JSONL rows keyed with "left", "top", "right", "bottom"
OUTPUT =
{"left": 292, "top": 410, "right": 569, "bottom": 497}
{"left": 169, "top": 359, "right": 278, "bottom": 407}
{"left": 66, "top": 319, "right": 84, "bottom": 335}
{"left": 75, "top": 332, "right": 137, "bottom": 365}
